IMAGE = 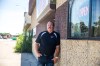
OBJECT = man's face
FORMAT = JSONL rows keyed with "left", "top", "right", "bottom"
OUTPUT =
{"left": 47, "top": 21, "right": 54, "bottom": 32}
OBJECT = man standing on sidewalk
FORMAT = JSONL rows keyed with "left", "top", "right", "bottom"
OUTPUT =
{"left": 34, "top": 21, "right": 60, "bottom": 66}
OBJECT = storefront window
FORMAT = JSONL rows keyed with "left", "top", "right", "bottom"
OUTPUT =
{"left": 36, "top": 0, "right": 49, "bottom": 18}
{"left": 70, "top": 0, "right": 90, "bottom": 38}
{"left": 50, "top": 0, "right": 56, "bottom": 4}
{"left": 92, "top": 0, "right": 100, "bottom": 37}
{"left": 33, "top": 28, "right": 36, "bottom": 37}
{"left": 69, "top": 0, "right": 100, "bottom": 39}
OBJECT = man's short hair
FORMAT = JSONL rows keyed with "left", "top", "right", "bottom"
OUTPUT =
{"left": 48, "top": 20, "right": 55, "bottom": 27}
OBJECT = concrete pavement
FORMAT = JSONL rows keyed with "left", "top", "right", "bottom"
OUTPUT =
{"left": 0, "top": 39, "right": 37, "bottom": 66}
{"left": 21, "top": 53, "right": 37, "bottom": 66}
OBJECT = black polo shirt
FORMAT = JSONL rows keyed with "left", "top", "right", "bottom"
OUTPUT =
{"left": 35, "top": 31, "right": 60, "bottom": 56}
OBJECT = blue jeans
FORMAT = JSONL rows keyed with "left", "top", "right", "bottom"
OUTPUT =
{"left": 37, "top": 55, "right": 54, "bottom": 66}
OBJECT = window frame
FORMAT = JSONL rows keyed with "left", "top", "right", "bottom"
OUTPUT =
{"left": 68, "top": 0, "right": 100, "bottom": 40}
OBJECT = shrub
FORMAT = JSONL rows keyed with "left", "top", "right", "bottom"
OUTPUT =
{"left": 22, "top": 35, "right": 32, "bottom": 53}
{"left": 14, "top": 33, "right": 32, "bottom": 53}
{"left": 14, "top": 34, "right": 24, "bottom": 53}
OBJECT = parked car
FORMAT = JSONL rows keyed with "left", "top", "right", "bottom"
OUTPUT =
{"left": 11, "top": 37, "right": 17, "bottom": 40}
{"left": 0, "top": 35, "right": 2, "bottom": 39}
{"left": 3, "top": 35, "right": 7, "bottom": 39}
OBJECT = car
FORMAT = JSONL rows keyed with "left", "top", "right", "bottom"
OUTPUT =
{"left": 0, "top": 35, "right": 2, "bottom": 39}
{"left": 11, "top": 37, "right": 17, "bottom": 40}
{"left": 3, "top": 36, "right": 7, "bottom": 39}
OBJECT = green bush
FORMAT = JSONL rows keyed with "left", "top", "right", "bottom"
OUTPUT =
{"left": 14, "top": 34, "right": 24, "bottom": 53}
{"left": 22, "top": 36, "right": 32, "bottom": 53}
{"left": 14, "top": 33, "right": 32, "bottom": 53}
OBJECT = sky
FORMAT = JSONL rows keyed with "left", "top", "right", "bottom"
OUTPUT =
{"left": 0, "top": 0, "right": 29, "bottom": 35}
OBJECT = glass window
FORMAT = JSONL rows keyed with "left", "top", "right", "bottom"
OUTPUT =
{"left": 36, "top": 0, "right": 49, "bottom": 18}
{"left": 70, "top": 0, "right": 90, "bottom": 38}
{"left": 50, "top": 0, "right": 56, "bottom": 4}
{"left": 92, "top": 0, "right": 100, "bottom": 37}
{"left": 33, "top": 28, "right": 36, "bottom": 37}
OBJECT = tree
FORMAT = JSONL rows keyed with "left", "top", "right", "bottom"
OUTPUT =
{"left": 93, "top": 16, "right": 100, "bottom": 37}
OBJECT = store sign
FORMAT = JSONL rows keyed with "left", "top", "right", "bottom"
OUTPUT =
{"left": 79, "top": 1, "right": 89, "bottom": 17}
{"left": 80, "top": 6, "right": 89, "bottom": 17}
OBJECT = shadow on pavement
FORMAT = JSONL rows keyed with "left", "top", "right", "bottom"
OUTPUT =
{"left": 21, "top": 53, "right": 37, "bottom": 66}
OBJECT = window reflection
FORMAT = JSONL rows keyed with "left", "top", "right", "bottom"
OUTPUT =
{"left": 71, "top": 0, "right": 89, "bottom": 38}
{"left": 92, "top": 0, "right": 100, "bottom": 37}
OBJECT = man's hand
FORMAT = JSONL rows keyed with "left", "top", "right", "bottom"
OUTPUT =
{"left": 52, "top": 45, "right": 60, "bottom": 64}
{"left": 36, "top": 52, "right": 42, "bottom": 58}
{"left": 34, "top": 43, "right": 42, "bottom": 58}
{"left": 52, "top": 57, "right": 59, "bottom": 64}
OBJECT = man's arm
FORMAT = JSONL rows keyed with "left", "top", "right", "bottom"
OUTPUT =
{"left": 52, "top": 45, "right": 60, "bottom": 64}
{"left": 54, "top": 45, "right": 60, "bottom": 57}
{"left": 34, "top": 43, "right": 42, "bottom": 58}
{"left": 34, "top": 32, "right": 42, "bottom": 58}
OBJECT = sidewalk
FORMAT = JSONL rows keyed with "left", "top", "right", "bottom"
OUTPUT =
{"left": 0, "top": 39, "right": 37, "bottom": 66}
{"left": 21, "top": 53, "right": 37, "bottom": 66}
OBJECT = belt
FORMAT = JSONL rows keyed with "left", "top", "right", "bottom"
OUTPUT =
{"left": 42, "top": 54, "right": 47, "bottom": 56}
{"left": 41, "top": 54, "right": 53, "bottom": 59}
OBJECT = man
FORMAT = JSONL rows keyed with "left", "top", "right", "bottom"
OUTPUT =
{"left": 34, "top": 21, "right": 60, "bottom": 66}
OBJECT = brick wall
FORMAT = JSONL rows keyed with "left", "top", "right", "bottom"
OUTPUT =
{"left": 55, "top": 1, "right": 69, "bottom": 39}
{"left": 36, "top": 13, "right": 55, "bottom": 37}
{"left": 36, "top": 21, "right": 47, "bottom": 37}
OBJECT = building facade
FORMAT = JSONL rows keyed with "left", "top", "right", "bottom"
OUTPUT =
{"left": 23, "top": 12, "right": 32, "bottom": 39}
{"left": 28, "top": 0, "right": 100, "bottom": 66}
